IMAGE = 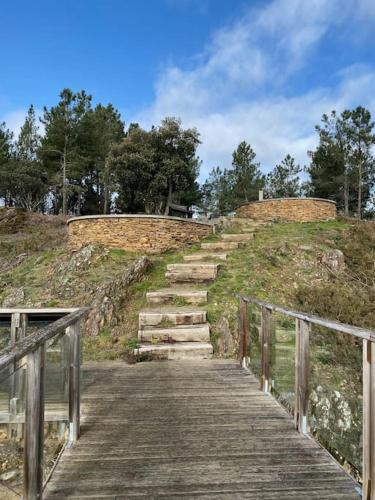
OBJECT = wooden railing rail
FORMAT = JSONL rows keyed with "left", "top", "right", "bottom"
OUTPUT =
{"left": 237, "top": 294, "right": 375, "bottom": 499}
{"left": 0, "top": 307, "right": 89, "bottom": 500}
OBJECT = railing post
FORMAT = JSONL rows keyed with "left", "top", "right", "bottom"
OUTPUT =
{"left": 23, "top": 345, "right": 45, "bottom": 500}
{"left": 239, "top": 299, "right": 249, "bottom": 368}
{"left": 67, "top": 320, "right": 81, "bottom": 443}
{"left": 260, "top": 306, "right": 272, "bottom": 393}
{"left": 294, "top": 319, "right": 310, "bottom": 434}
{"left": 363, "top": 339, "right": 375, "bottom": 500}
{"left": 9, "top": 312, "right": 27, "bottom": 439}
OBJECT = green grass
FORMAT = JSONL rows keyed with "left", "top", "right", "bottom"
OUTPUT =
{"left": 204, "top": 220, "right": 349, "bottom": 349}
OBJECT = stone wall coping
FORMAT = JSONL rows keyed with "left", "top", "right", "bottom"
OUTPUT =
{"left": 235, "top": 197, "right": 337, "bottom": 209}
{"left": 67, "top": 214, "right": 213, "bottom": 227}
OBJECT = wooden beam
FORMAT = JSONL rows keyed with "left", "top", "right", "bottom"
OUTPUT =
{"left": 9, "top": 313, "right": 27, "bottom": 439}
{"left": 0, "top": 307, "right": 81, "bottom": 314}
{"left": 363, "top": 339, "right": 375, "bottom": 500}
{"left": 67, "top": 321, "right": 81, "bottom": 443}
{"left": 239, "top": 299, "right": 249, "bottom": 368}
{"left": 294, "top": 319, "right": 310, "bottom": 434}
{"left": 23, "top": 345, "right": 45, "bottom": 500}
{"left": 0, "top": 308, "right": 89, "bottom": 372}
{"left": 261, "top": 306, "right": 272, "bottom": 393}
{"left": 238, "top": 294, "right": 375, "bottom": 342}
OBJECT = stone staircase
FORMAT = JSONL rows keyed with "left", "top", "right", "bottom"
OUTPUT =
{"left": 134, "top": 219, "right": 261, "bottom": 360}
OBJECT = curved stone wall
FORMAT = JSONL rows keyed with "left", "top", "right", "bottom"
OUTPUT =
{"left": 235, "top": 198, "right": 336, "bottom": 222}
{"left": 67, "top": 215, "right": 213, "bottom": 253}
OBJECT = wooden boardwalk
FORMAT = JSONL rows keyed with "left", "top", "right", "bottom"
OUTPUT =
{"left": 45, "top": 360, "right": 360, "bottom": 499}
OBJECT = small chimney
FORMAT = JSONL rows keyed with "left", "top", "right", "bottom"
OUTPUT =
{"left": 259, "top": 190, "right": 264, "bottom": 201}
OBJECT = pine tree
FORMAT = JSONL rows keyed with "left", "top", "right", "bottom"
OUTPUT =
{"left": 265, "top": 154, "right": 302, "bottom": 198}
{"left": 40, "top": 89, "right": 92, "bottom": 215}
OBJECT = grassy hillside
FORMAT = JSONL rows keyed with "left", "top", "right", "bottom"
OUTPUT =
{"left": 1, "top": 208, "right": 374, "bottom": 363}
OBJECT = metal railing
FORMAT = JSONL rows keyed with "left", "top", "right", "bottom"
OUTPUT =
{"left": 0, "top": 307, "right": 89, "bottom": 500}
{"left": 238, "top": 294, "right": 374, "bottom": 499}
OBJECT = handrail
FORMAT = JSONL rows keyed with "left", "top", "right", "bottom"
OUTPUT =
{"left": 237, "top": 294, "right": 375, "bottom": 341}
{"left": 0, "top": 307, "right": 90, "bottom": 500}
{"left": 237, "top": 294, "right": 374, "bottom": 499}
{"left": 0, "top": 307, "right": 89, "bottom": 371}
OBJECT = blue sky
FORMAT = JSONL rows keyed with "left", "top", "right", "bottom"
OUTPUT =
{"left": 2, "top": 0, "right": 375, "bottom": 179}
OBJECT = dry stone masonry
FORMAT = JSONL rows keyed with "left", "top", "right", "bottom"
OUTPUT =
{"left": 236, "top": 198, "right": 336, "bottom": 222}
{"left": 67, "top": 215, "right": 213, "bottom": 253}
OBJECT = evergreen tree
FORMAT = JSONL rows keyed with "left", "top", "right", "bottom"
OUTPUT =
{"left": 231, "top": 141, "right": 264, "bottom": 204}
{"left": 40, "top": 88, "right": 92, "bottom": 215}
{"left": 307, "top": 108, "right": 375, "bottom": 217}
{"left": 0, "top": 108, "right": 48, "bottom": 210}
{"left": 78, "top": 104, "right": 125, "bottom": 214}
{"left": 109, "top": 118, "right": 200, "bottom": 214}
{"left": 343, "top": 106, "right": 375, "bottom": 219}
{"left": 0, "top": 122, "right": 13, "bottom": 164}
{"left": 265, "top": 154, "right": 302, "bottom": 198}
{"left": 154, "top": 117, "right": 200, "bottom": 215}
{"left": 201, "top": 142, "right": 265, "bottom": 214}
{"left": 109, "top": 125, "right": 156, "bottom": 213}
{"left": 0, "top": 122, "right": 14, "bottom": 206}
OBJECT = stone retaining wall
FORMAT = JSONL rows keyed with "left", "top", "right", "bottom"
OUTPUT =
{"left": 235, "top": 198, "right": 336, "bottom": 222}
{"left": 67, "top": 215, "right": 213, "bottom": 253}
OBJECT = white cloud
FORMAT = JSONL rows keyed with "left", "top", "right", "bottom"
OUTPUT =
{"left": 134, "top": 0, "right": 375, "bottom": 181}
{"left": 2, "top": 110, "right": 27, "bottom": 139}
{"left": 1, "top": 108, "right": 43, "bottom": 140}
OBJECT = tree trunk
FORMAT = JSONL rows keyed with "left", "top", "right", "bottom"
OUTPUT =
{"left": 62, "top": 153, "right": 67, "bottom": 216}
{"left": 344, "top": 168, "right": 349, "bottom": 216}
{"left": 76, "top": 192, "right": 81, "bottom": 216}
{"left": 164, "top": 182, "right": 173, "bottom": 216}
{"left": 103, "top": 159, "right": 110, "bottom": 214}
{"left": 357, "top": 162, "right": 362, "bottom": 219}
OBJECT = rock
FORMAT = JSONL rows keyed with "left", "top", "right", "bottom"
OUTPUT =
{"left": 84, "top": 256, "right": 151, "bottom": 336}
{"left": 320, "top": 249, "right": 345, "bottom": 272}
{"left": 0, "top": 253, "right": 28, "bottom": 273}
{"left": 216, "top": 316, "right": 235, "bottom": 356}
{"left": 0, "top": 469, "right": 20, "bottom": 481}
{"left": 2, "top": 288, "right": 25, "bottom": 307}
{"left": 56, "top": 245, "right": 108, "bottom": 276}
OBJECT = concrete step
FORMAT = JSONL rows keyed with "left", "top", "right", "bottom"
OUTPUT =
{"left": 221, "top": 233, "right": 254, "bottom": 242}
{"left": 139, "top": 309, "right": 207, "bottom": 328}
{"left": 201, "top": 242, "right": 239, "bottom": 251}
{"left": 138, "top": 324, "right": 210, "bottom": 342}
{"left": 134, "top": 342, "right": 213, "bottom": 360}
{"left": 146, "top": 289, "right": 208, "bottom": 305}
{"left": 183, "top": 253, "right": 227, "bottom": 262}
{"left": 165, "top": 263, "right": 219, "bottom": 283}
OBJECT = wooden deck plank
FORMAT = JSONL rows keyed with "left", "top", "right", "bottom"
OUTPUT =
{"left": 44, "top": 360, "right": 360, "bottom": 499}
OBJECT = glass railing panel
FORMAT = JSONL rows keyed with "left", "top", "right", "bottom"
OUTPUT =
{"left": 0, "top": 363, "right": 27, "bottom": 497}
{"left": 0, "top": 325, "right": 11, "bottom": 351}
{"left": 309, "top": 324, "right": 362, "bottom": 481}
{"left": 248, "top": 304, "right": 261, "bottom": 378}
{"left": 43, "top": 333, "right": 70, "bottom": 483}
{"left": 269, "top": 312, "right": 295, "bottom": 414}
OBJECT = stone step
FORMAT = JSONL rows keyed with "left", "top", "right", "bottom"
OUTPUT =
{"left": 139, "top": 309, "right": 207, "bottom": 328}
{"left": 134, "top": 342, "right": 213, "bottom": 360}
{"left": 221, "top": 233, "right": 254, "bottom": 242}
{"left": 183, "top": 253, "right": 227, "bottom": 262}
{"left": 201, "top": 242, "right": 239, "bottom": 251}
{"left": 232, "top": 218, "right": 264, "bottom": 225}
{"left": 165, "top": 263, "right": 219, "bottom": 283}
{"left": 138, "top": 324, "right": 210, "bottom": 342}
{"left": 146, "top": 289, "right": 207, "bottom": 305}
